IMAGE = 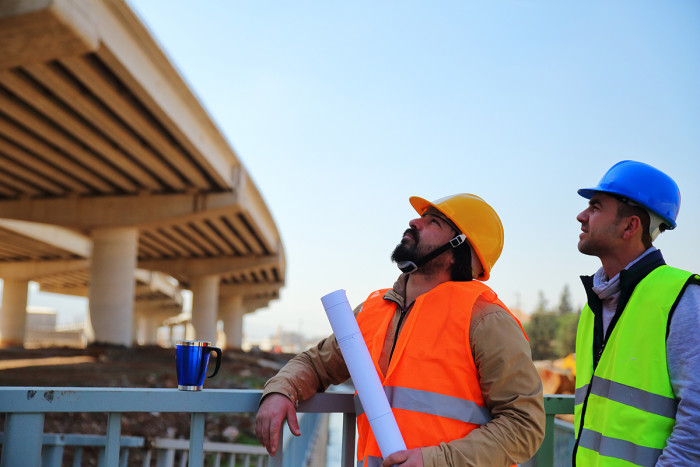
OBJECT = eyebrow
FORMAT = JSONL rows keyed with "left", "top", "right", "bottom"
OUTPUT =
{"left": 422, "top": 212, "right": 450, "bottom": 229}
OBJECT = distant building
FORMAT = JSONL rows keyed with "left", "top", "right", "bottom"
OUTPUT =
{"left": 25, "top": 307, "right": 85, "bottom": 348}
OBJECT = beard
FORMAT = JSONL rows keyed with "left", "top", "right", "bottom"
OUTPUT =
{"left": 391, "top": 228, "right": 420, "bottom": 264}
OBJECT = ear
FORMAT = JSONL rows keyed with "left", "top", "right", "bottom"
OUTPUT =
{"left": 622, "top": 216, "right": 642, "bottom": 240}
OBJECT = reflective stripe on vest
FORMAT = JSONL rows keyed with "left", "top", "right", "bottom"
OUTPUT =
{"left": 574, "top": 266, "right": 696, "bottom": 466}
{"left": 358, "top": 457, "right": 382, "bottom": 467}
{"left": 577, "top": 375, "right": 677, "bottom": 419}
{"left": 354, "top": 386, "right": 493, "bottom": 425}
{"left": 578, "top": 428, "right": 664, "bottom": 467}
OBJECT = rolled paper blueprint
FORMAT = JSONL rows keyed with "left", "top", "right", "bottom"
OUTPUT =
{"left": 321, "top": 289, "right": 406, "bottom": 457}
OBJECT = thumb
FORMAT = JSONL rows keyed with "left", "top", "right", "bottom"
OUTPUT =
{"left": 286, "top": 406, "right": 301, "bottom": 436}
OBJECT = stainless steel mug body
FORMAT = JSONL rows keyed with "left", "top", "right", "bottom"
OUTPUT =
{"left": 176, "top": 340, "right": 222, "bottom": 391}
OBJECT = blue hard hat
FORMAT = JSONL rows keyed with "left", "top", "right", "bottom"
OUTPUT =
{"left": 578, "top": 160, "right": 680, "bottom": 229}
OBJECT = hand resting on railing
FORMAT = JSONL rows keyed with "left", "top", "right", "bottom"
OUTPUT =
{"left": 255, "top": 393, "right": 302, "bottom": 456}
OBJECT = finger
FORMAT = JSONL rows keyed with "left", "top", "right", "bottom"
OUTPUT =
{"left": 260, "top": 412, "right": 276, "bottom": 455}
{"left": 382, "top": 450, "right": 407, "bottom": 466}
{"left": 286, "top": 405, "right": 301, "bottom": 436}
{"left": 268, "top": 416, "right": 282, "bottom": 456}
{"left": 255, "top": 413, "right": 268, "bottom": 448}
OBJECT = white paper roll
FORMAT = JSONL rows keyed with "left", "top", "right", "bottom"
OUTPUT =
{"left": 321, "top": 289, "right": 406, "bottom": 457}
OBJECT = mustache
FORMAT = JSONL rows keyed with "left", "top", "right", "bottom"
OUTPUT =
{"left": 402, "top": 228, "right": 419, "bottom": 243}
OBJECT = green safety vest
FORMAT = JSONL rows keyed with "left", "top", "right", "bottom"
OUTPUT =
{"left": 574, "top": 265, "right": 698, "bottom": 467}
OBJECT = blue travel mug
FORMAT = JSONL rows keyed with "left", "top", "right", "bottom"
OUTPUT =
{"left": 176, "top": 340, "right": 222, "bottom": 391}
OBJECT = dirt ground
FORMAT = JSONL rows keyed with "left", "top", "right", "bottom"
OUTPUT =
{"left": 0, "top": 345, "right": 294, "bottom": 462}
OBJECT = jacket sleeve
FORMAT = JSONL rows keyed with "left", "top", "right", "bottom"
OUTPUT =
{"left": 261, "top": 333, "right": 351, "bottom": 405}
{"left": 421, "top": 303, "right": 546, "bottom": 466}
{"left": 658, "top": 283, "right": 700, "bottom": 465}
{"left": 260, "top": 303, "right": 364, "bottom": 405}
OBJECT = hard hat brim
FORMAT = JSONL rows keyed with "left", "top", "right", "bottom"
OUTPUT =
{"left": 577, "top": 188, "right": 596, "bottom": 199}
{"left": 409, "top": 196, "right": 433, "bottom": 217}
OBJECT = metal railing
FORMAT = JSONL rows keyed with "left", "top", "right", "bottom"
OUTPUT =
{"left": 523, "top": 396, "right": 576, "bottom": 466}
{"left": 0, "top": 387, "right": 574, "bottom": 466}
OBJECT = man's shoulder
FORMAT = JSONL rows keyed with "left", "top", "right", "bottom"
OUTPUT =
{"left": 472, "top": 297, "right": 512, "bottom": 328}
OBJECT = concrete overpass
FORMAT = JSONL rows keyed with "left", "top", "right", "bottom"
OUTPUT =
{"left": 0, "top": 0, "right": 285, "bottom": 347}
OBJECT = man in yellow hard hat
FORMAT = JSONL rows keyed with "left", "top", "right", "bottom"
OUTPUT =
{"left": 256, "top": 194, "right": 545, "bottom": 466}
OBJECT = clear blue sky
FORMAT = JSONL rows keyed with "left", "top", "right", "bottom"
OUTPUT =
{"left": 31, "top": 1, "right": 700, "bottom": 340}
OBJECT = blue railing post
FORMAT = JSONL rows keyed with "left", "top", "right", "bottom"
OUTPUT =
{"left": 1, "top": 412, "right": 44, "bottom": 467}
{"left": 42, "top": 443, "right": 64, "bottom": 467}
{"left": 103, "top": 412, "right": 122, "bottom": 466}
{"left": 189, "top": 412, "right": 206, "bottom": 466}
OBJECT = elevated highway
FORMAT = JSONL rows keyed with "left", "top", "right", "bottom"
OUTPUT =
{"left": 0, "top": 0, "right": 285, "bottom": 347}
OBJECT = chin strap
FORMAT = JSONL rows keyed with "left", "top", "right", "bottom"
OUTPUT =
{"left": 397, "top": 234, "right": 467, "bottom": 274}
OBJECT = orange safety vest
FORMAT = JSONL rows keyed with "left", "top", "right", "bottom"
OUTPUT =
{"left": 354, "top": 281, "right": 526, "bottom": 467}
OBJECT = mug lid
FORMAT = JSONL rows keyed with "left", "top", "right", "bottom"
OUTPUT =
{"left": 176, "top": 340, "right": 212, "bottom": 347}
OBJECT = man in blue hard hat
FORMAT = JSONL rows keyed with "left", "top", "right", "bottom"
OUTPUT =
{"left": 573, "top": 160, "right": 700, "bottom": 466}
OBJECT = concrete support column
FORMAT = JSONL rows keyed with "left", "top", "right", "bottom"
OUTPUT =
{"left": 88, "top": 227, "right": 138, "bottom": 347}
{"left": 190, "top": 275, "right": 219, "bottom": 343}
{"left": 0, "top": 279, "right": 29, "bottom": 347}
{"left": 220, "top": 295, "right": 245, "bottom": 349}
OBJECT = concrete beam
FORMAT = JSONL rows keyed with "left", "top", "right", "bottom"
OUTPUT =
{"left": 0, "top": 0, "right": 239, "bottom": 186}
{"left": 38, "top": 285, "right": 88, "bottom": 298}
{"left": 0, "top": 192, "right": 243, "bottom": 229}
{"left": 0, "top": 259, "right": 89, "bottom": 280}
{"left": 0, "top": 219, "right": 91, "bottom": 257}
{"left": 219, "top": 282, "right": 283, "bottom": 299}
{"left": 133, "top": 299, "right": 182, "bottom": 313}
{"left": 93, "top": 0, "right": 239, "bottom": 187}
{"left": 236, "top": 171, "right": 283, "bottom": 255}
{"left": 138, "top": 254, "right": 281, "bottom": 278}
{"left": 0, "top": 0, "right": 98, "bottom": 70}
{"left": 133, "top": 269, "right": 182, "bottom": 301}
{"left": 243, "top": 297, "right": 273, "bottom": 313}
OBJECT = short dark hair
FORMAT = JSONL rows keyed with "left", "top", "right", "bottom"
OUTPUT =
{"left": 615, "top": 199, "right": 652, "bottom": 249}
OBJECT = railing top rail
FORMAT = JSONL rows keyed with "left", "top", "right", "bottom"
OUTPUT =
{"left": 0, "top": 387, "right": 573, "bottom": 416}
{"left": 0, "top": 387, "right": 356, "bottom": 414}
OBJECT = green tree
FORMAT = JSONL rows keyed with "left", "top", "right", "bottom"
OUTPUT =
{"left": 555, "top": 311, "right": 579, "bottom": 357}
{"left": 554, "top": 284, "right": 579, "bottom": 356}
{"left": 534, "top": 290, "right": 549, "bottom": 314}
{"left": 525, "top": 291, "right": 559, "bottom": 360}
{"left": 556, "top": 284, "right": 574, "bottom": 315}
{"left": 526, "top": 287, "right": 581, "bottom": 360}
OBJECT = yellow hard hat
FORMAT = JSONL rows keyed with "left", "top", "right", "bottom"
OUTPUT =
{"left": 409, "top": 194, "right": 504, "bottom": 280}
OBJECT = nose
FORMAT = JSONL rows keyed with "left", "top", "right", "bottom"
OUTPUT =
{"left": 576, "top": 209, "right": 587, "bottom": 224}
{"left": 408, "top": 217, "right": 423, "bottom": 230}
